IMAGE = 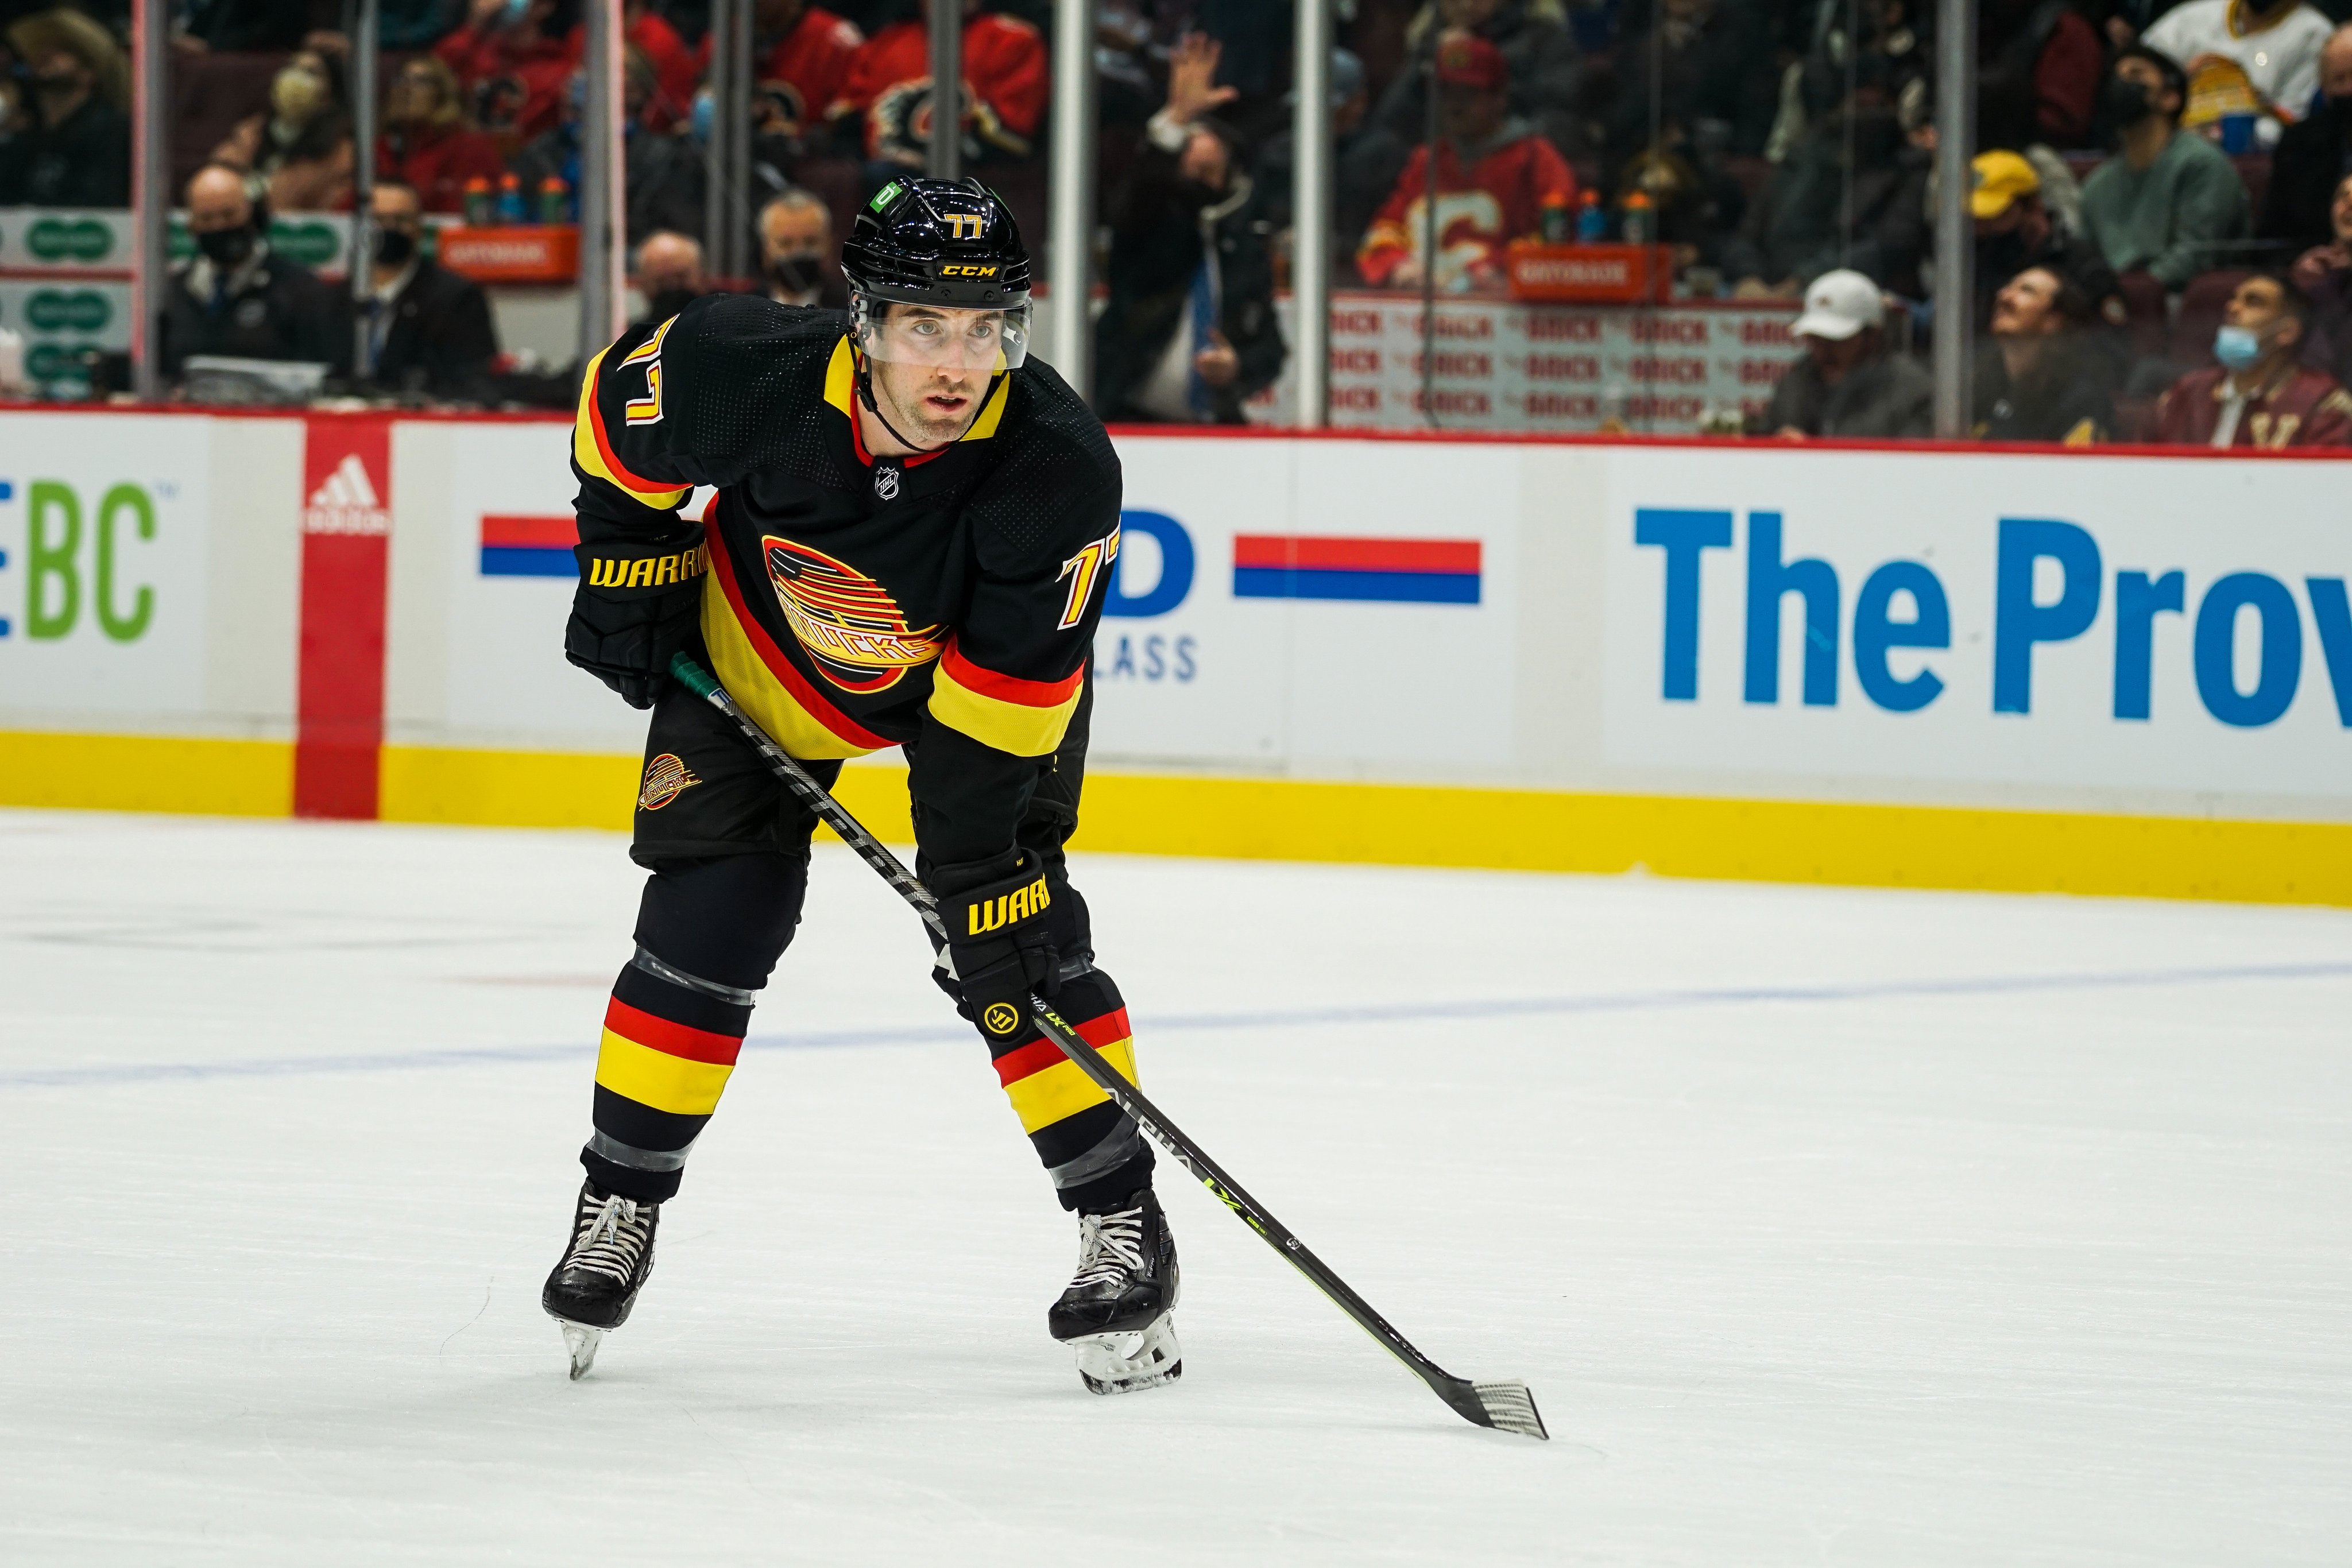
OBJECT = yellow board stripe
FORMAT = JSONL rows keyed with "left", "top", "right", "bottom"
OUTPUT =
{"left": 1005, "top": 1037, "right": 1136, "bottom": 1134}
{"left": 595, "top": 1029, "right": 734, "bottom": 1116}
{"left": 928, "top": 662, "right": 1082, "bottom": 757}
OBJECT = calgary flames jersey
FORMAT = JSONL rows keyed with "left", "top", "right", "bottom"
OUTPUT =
{"left": 570, "top": 294, "right": 1122, "bottom": 868}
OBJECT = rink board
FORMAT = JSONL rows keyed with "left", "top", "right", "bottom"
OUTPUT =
{"left": 0, "top": 411, "right": 2347, "bottom": 903}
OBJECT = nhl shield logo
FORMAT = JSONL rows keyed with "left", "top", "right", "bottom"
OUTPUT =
{"left": 873, "top": 463, "right": 900, "bottom": 502}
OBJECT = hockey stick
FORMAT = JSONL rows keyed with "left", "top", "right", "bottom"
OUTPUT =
{"left": 667, "top": 653, "right": 1548, "bottom": 1440}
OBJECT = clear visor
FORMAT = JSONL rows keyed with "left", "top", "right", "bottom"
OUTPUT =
{"left": 852, "top": 293, "right": 1030, "bottom": 372}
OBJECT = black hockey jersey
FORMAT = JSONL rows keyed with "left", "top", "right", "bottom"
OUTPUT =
{"left": 570, "top": 294, "right": 1123, "bottom": 866}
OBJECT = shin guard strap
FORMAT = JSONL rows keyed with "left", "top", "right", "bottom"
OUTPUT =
{"left": 630, "top": 944, "right": 761, "bottom": 1006}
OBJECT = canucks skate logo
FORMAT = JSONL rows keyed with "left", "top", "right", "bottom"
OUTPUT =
{"left": 763, "top": 536, "right": 946, "bottom": 693}
{"left": 637, "top": 753, "right": 703, "bottom": 811}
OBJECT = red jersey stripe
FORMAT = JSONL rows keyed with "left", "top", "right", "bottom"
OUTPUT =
{"left": 587, "top": 367, "right": 689, "bottom": 499}
{"left": 604, "top": 996, "right": 745, "bottom": 1066}
{"left": 941, "top": 638, "right": 1086, "bottom": 708}
{"left": 1232, "top": 535, "right": 1481, "bottom": 574}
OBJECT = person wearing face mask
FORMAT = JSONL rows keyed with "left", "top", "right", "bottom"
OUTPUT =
{"left": 633, "top": 230, "right": 709, "bottom": 326}
{"left": 759, "top": 189, "right": 848, "bottom": 310}
{"left": 0, "top": 7, "right": 130, "bottom": 208}
{"left": 161, "top": 164, "right": 349, "bottom": 382}
{"left": 1096, "top": 30, "right": 1286, "bottom": 424}
{"left": 2259, "top": 23, "right": 2352, "bottom": 251}
{"left": 2079, "top": 47, "right": 2250, "bottom": 292}
{"left": 211, "top": 47, "right": 355, "bottom": 212}
{"left": 2153, "top": 272, "right": 2352, "bottom": 446}
{"left": 363, "top": 180, "right": 499, "bottom": 402}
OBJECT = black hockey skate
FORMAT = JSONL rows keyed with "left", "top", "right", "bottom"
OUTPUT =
{"left": 1048, "top": 1187, "right": 1181, "bottom": 1395}
{"left": 541, "top": 1182, "right": 658, "bottom": 1380}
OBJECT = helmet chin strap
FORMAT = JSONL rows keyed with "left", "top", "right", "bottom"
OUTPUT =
{"left": 853, "top": 357, "right": 953, "bottom": 457}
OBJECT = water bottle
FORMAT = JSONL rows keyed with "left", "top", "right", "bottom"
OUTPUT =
{"left": 1620, "top": 191, "right": 1654, "bottom": 246}
{"left": 1575, "top": 189, "right": 1607, "bottom": 244}
{"left": 462, "top": 176, "right": 494, "bottom": 227}
{"left": 496, "top": 173, "right": 527, "bottom": 225}
{"left": 539, "top": 176, "right": 571, "bottom": 224}
{"left": 1539, "top": 193, "right": 1570, "bottom": 244}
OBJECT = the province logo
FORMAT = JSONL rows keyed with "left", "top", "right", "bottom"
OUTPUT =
{"left": 765, "top": 536, "right": 946, "bottom": 692}
{"left": 637, "top": 753, "right": 704, "bottom": 811}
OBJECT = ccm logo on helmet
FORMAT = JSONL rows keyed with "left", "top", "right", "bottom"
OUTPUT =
{"left": 939, "top": 264, "right": 1000, "bottom": 278}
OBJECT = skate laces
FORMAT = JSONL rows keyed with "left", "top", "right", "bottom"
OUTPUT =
{"left": 1070, "top": 1206, "right": 1147, "bottom": 1291}
{"left": 568, "top": 1190, "right": 651, "bottom": 1287}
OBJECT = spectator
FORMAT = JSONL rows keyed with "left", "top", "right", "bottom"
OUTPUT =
{"left": 831, "top": 0, "right": 1047, "bottom": 172}
{"left": 1255, "top": 48, "right": 1389, "bottom": 265}
{"left": 2289, "top": 173, "right": 2352, "bottom": 388}
{"left": 378, "top": 55, "right": 509, "bottom": 215}
{"left": 1970, "top": 149, "right": 2119, "bottom": 326}
{"left": 2154, "top": 272, "right": 2352, "bottom": 444}
{"left": 568, "top": 0, "right": 700, "bottom": 130}
{"left": 636, "top": 230, "right": 708, "bottom": 323}
{"left": 2143, "top": 0, "right": 2332, "bottom": 134}
{"left": 2079, "top": 46, "right": 2250, "bottom": 291}
{"left": 1094, "top": 30, "right": 1284, "bottom": 425}
{"left": 698, "top": 0, "right": 864, "bottom": 140}
{"left": 2258, "top": 23, "right": 2352, "bottom": 251}
{"left": 1972, "top": 265, "right": 2114, "bottom": 442}
{"left": 1356, "top": 34, "right": 1576, "bottom": 291}
{"left": 1615, "top": 125, "right": 1748, "bottom": 278}
{"left": 362, "top": 179, "right": 499, "bottom": 400}
{"left": 1601, "top": 0, "right": 1777, "bottom": 169}
{"left": 211, "top": 47, "right": 355, "bottom": 212}
{"left": 1750, "top": 268, "right": 1934, "bottom": 439}
{"left": 1367, "top": 1, "right": 1583, "bottom": 167}
{"left": 1, "top": 7, "right": 129, "bottom": 207}
{"left": 1723, "top": 98, "right": 1927, "bottom": 297}
{"left": 1976, "top": 0, "right": 2106, "bottom": 150}
{"left": 513, "top": 55, "right": 706, "bottom": 243}
{"left": 174, "top": 0, "right": 314, "bottom": 52}
{"left": 759, "top": 188, "right": 848, "bottom": 308}
{"left": 435, "top": 0, "right": 574, "bottom": 142}
{"left": 163, "top": 164, "right": 349, "bottom": 378}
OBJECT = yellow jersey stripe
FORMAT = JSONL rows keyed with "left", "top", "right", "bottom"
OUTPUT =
{"left": 595, "top": 1029, "right": 734, "bottom": 1116}
{"left": 929, "top": 660, "right": 1083, "bottom": 757}
{"left": 1003, "top": 1036, "right": 1136, "bottom": 1134}
{"left": 702, "top": 581, "right": 888, "bottom": 760}
{"left": 574, "top": 347, "right": 690, "bottom": 508}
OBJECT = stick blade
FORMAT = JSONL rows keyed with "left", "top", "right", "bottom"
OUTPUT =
{"left": 1470, "top": 1380, "right": 1549, "bottom": 1440}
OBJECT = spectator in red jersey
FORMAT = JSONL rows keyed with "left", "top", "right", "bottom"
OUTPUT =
{"left": 568, "top": 0, "right": 701, "bottom": 131}
{"left": 435, "top": 0, "right": 575, "bottom": 142}
{"left": 1355, "top": 33, "right": 1575, "bottom": 292}
{"left": 2155, "top": 273, "right": 2352, "bottom": 447}
{"left": 378, "top": 55, "right": 509, "bottom": 215}
{"left": 698, "top": 0, "right": 863, "bottom": 141}
{"left": 829, "top": 0, "right": 1048, "bottom": 171}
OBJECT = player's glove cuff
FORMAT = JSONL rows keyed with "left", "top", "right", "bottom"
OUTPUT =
{"left": 937, "top": 855, "right": 1061, "bottom": 1047}
{"left": 573, "top": 532, "right": 710, "bottom": 599}
{"left": 565, "top": 531, "right": 709, "bottom": 708}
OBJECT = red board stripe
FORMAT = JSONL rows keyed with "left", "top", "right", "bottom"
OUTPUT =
{"left": 941, "top": 639, "right": 1086, "bottom": 708}
{"left": 479, "top": 513, "right": 578, "bottom": 548}
{"left": 992, "top": 1008, "right": 1134, "bottom": 1086}
{"left": 604, "top": 997, "right": 745, "bottom": 1066}
{"left": 1232, "top": 535, "right": 1481, "bottom": 574}
{"left": 294, "top": 417, "right": 393, "bottom": 820}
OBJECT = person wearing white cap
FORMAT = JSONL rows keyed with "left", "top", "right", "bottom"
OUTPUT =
{"left": 1752, "top": 269, "right": 1935, "bottom": 439}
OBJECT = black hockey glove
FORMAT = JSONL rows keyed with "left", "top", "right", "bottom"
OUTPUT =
{"left": 934, "top": 853, "right": 1061, "bottom": 1047}
{"left": 564, "top": 532, "right": 711, "bottom": 708}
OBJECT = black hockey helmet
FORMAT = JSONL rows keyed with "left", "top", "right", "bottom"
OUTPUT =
{"left": 841, "top": 176, "right": 1032, "bottom": 372}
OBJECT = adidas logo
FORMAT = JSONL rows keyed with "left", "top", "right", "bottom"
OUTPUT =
{"left": 304, "top": 453, "right": 389, "bottom": 536}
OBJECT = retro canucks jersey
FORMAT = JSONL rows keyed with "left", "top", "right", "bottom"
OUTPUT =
{"left": 570, "top": 293, "right": 1122, "bottom": 866}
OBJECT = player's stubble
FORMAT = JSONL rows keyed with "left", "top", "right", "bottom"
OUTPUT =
{"left": 868, "top": 357, "right": 987, "bottom": 450}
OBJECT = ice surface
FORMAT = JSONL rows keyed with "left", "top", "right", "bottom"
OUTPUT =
{"left": 2, "top": 807, "right": 2348, "bottom": 1565}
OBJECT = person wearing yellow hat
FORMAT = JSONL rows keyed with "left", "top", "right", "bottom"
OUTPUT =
{"left": 0, "top": 7, "right": 130, "bottom": 208}
{"left": 1971, "top": 147, "right": 2118, "bottom": 333}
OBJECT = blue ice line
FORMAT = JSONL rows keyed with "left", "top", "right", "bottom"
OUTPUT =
{"left": 5, "top": 959, "right": 2348, "bottom": 1091}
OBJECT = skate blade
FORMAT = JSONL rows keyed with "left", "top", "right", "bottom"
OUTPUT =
{"left": 558, "top": 1321, "right": 604, "bottom": 1380}
{"left": 1070, "top": 1315, "right": 1182, "bottom": 1396}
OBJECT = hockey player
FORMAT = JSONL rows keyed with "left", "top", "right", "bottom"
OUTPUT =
{"left": 540, "top": 177, "right": 1178, "bottom": 1395}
